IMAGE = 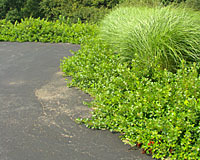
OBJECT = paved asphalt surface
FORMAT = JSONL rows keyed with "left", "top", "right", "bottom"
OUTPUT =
{"left": 0, "top": 42, "right": 154, "bottom": 160}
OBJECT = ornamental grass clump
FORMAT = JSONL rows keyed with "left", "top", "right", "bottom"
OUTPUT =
{"left": 99, "top": 6, "right": 200, "bottom": 72}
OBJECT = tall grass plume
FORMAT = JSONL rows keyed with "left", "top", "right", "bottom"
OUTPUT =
{"left": 99, "top": 6, "right": 200, "bottom": 72}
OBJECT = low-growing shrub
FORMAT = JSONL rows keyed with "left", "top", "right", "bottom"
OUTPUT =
{"left": 0, "top": 17, "right": 97, "bottom": 44}
{"left": 99, "top": 6, "right": 200, "bottom": 72}
{"left": 61, "top": 36, "right": 200, "bottom": 159}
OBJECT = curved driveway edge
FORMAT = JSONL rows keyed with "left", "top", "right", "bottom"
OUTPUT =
{"left": 0, "top": 42, "right": 154, "bottom": 160}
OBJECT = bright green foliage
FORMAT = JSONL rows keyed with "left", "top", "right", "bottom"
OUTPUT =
{"left": 99, "top": 6, "right": 200, "bottom": 72}
{"left": 61, "top": 36, "right": 200, "bottom": 159}
{"left": 0, "top": 17, "right": 97, "bottom": 44}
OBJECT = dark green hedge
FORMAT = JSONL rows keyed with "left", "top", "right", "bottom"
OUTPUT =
{"left": 0, "top": 0, "right": 122, "bottom": 23}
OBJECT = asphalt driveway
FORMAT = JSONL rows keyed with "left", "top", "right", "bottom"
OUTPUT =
{"left": 0, "top": 42, "right": 153, "bottom": 160}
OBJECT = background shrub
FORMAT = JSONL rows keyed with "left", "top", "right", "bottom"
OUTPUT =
{"left": 0, "top": 0, "right": 121, "bottom": 23}
{"left": 99, "top": 6, "right": 200, "bottom": 72}
{"left": 118, "top": 0, "right": 161, "bottom": 7}
{"left": 66, "top": 6, "right": 109, "bottom": 24}
{"left": 0, "top": 0, "right": 41, "bottom": 23}
{"left": 39, "top": 0, "right": 112, "bottom": 23}
{"left": 185, "top": 0, "right": 200, "bottom": 10}
{"left": 161, "top": 0, "right": 186, "bottom": 5}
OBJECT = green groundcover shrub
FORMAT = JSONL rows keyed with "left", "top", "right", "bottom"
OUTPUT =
{"left": 99, "top": 6, "right": 200, "bottom": 72}
{"left": 61, "top": 36, "right": 200, "bottom": 159}
{"left": 0, "top": 17, "right": 97, "bottom": 44}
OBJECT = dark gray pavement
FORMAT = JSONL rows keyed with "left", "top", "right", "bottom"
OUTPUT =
{"left": 0, "top": 42, "right": 153, "bottom": 160}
